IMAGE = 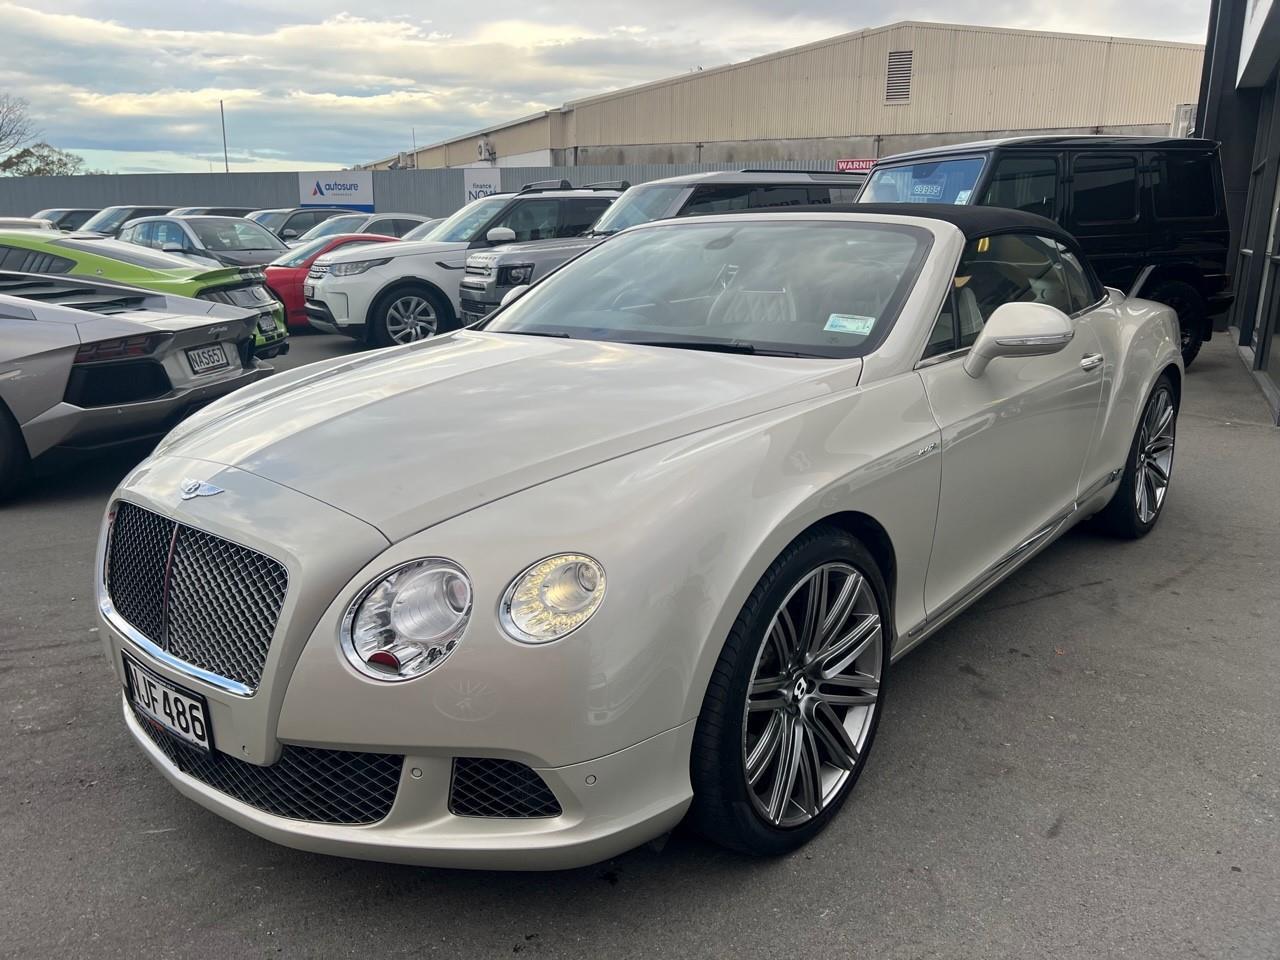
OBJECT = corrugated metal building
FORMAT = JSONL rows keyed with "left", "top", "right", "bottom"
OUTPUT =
{"left": 367, "top": 21, "right": 1204, "bottom": 170}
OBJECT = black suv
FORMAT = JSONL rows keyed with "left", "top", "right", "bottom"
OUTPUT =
{"left": 859, "top": 136, "right": 1232, "bottom": 366}
{"left": 460, "top": 169, "right": 868, "bottom": 322}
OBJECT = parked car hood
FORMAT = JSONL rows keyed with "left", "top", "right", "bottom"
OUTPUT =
{"left": 321, "top": 238, "right": 467, "bottom": 264}
{"left": 207, "top": 249, "right": 284, "bottom": 267}
{"left": 482, "top": 235, "right": 603, "bottom": 260}
{"left": 156, "top": 330, "right": 861, "bottom": 541}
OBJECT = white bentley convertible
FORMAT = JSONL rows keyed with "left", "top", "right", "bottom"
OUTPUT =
{"left": 96, "top": 205, "right": 1181, "bottom": 868}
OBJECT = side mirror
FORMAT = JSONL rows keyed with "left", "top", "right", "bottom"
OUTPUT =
{"left": 963, "top": 301, "right": 1074, "bottom": 378}
{"left": 500, "top": 285, "right": 530, "bottom": 307}
{"left": 281, "top": 228, "right": 298, "bottom": 239}
{"left": 486, "top": 226, "right": 516, "bottom": 245}
{"left": 161, "top": 242, "right": 184, "bottom": 253}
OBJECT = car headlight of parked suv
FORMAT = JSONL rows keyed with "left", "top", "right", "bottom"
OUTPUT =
{"left": 341, "top": 558, "right": 473, "bottom": 680}
{"left": 330, "top": 257, "right": 392, "bottom": 277}
{"left": 498, "top": 263, "right": 535, "bottom": 286}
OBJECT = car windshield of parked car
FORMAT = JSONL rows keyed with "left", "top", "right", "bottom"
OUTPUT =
{"left": 421, "top": 196, "right": 512, "bottom": 243}
{"left": 80, "top": 207, "right": 133, "bottom": 233}
{"left": 297, "top": 215, "right": 366, "bottom": 241}
{"left": 589, "top": 185, "right": 686, "bottom": 235}
{"left": 402, "top": 220, "right": 440, "bottom": 241}
{"left": 188, "top": 218, "right": 286, "bottom": 252}
{"left": 859, "top": 158, "right": 987, "bottom": 205}
{"left": 247, "top": 210, "right": 288, "bottom": 231}
{"left": 482, "top": 220, "right": 929, "bottom": 358}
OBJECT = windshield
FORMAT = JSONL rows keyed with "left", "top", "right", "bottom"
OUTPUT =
{"left": 859, "top": 158, "right": 987, "bottom": 205}
{"left": 590, "top": 185, "right": 686, "bottom": 234}
{"left": 298, "top": 215, "right": 366, "bottom": 241}
{"left": 188, "top": 218, "right": 285, "bottom": 251}
{"left": 271, "top": 236, "right": 375, "bottom": 267}
{"left": 403, "top": 219, "right": 442, "bottom": 241}
{"left": 481, "top": 220, "right": 929, "bottom": 358}
{"left": 422, "top": 196, "right": 511, "bottom": 243}
{"left": 81, "top": 207, "right": 133, "bottom": 233}
{"left": 247, "top": 210, "right": 288, "bottom": 230}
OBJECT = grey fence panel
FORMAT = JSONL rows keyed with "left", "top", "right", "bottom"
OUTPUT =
{"left": 0, "top": 161, "right": 847, "bottom": 217}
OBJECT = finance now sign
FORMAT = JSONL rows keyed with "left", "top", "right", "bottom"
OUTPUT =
{"left": 299, "top": 171, "right": 374, "bottom": 212}
{"left": 836, "top": 158, "right": 876, "bottom": 173}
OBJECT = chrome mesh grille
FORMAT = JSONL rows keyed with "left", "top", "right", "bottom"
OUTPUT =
{"left": 449, "top": 758, "right": 562, "bottom": 818}
{"left": 106, "top": 501, "right": 288, "bottom": 690}
{"left": 131, "top": 704, "right": 402, "bottom": 824}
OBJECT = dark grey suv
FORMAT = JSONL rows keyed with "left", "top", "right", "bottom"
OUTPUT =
{"left": 459, "top": 170, "right": 867, "bottom": 323}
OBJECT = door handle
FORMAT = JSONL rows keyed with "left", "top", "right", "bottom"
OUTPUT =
{"left": 1080, "top": 353, "right": 1104, "bottom": 371}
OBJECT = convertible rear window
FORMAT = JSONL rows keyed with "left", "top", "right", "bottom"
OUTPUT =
{"left": 482, "top": 220, "right": 931, "bottom": 358}
{"left": 51, "top": 237, "right": 190, "bottom": 269}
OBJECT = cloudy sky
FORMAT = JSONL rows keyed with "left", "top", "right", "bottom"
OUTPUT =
{"left": 0, "top": 0, "right": 1211, "bottom": 173}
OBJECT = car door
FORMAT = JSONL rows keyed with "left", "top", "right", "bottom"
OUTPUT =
{"left": 917, "top": 232, "right": 1105, "bottom": 613}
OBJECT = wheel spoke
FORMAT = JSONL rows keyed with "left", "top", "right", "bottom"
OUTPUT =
{"left": 794, "top": 724, "right": 823, "bottom": 817}
{"left": 799, "top": 569, "right": 825, "bottom": 657}
{"left": 770, "top": 609, "right": 800, "bottom": 667}
{"left": 804, "top": 698, "right": 859, "bottom": 771}
{"left": 767, "top": 714, "right": 803, "bottom": 824}
{"left": 814, "top": 572, "right": 862, "bottom": 656}
{"left": 746, "top": 711, "right": 783, "bottom": 786}
{"left": 1146, "top": 458, "right": 1169, "bottom": 485}
{"left": 814, "top": 672, "right": 879, "bottom": 706}
{"left": 748, "top": 675, "right": 789, "bottom": 713}
{"left": 816, "top": 614, "right": 880, "bottom": 679}
{"left": 1152, "top": 397, "right": 1174, "bottom": 437}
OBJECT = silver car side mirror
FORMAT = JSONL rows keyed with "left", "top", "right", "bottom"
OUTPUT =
{"left": 500, "top": 285, "right": 530, "bottom": 307}
{"left": 963, "top": 301, "right": 1074, "bottom": 378}
{"left": 487, "top": 226, "right": 516, "bottom": 245}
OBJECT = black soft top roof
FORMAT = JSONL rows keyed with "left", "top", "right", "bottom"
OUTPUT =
{"left": 722, "top": 203, "right": 1076, "bottom": 245}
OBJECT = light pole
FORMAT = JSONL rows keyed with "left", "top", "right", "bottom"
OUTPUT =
{"left": 219, "top": 100, "right": 229, "bottom": 173}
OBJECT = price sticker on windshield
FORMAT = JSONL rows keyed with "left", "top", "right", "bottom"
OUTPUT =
{"left": 825, "top": 314, "right": 876, "bottom": 335}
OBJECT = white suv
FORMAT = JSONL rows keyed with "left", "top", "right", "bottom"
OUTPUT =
{"left": 304, "top": 182, "right": 619, "bottom": 346}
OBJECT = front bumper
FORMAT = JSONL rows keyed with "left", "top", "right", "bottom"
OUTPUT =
{"left": 306, "top": 298, "right": 364, "bottom": 339}
{"left": 97, "top": 455, "right": 696, "bottom": 868}
{"left": 123, "top": 697, "right": 692, "bottom": 870}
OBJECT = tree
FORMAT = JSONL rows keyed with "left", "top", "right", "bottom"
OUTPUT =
{"left": 0, "top": 94, "right": 35, "bottom": 156}
{"left": 0, "top": 143, "right": 86, "bottom": 177}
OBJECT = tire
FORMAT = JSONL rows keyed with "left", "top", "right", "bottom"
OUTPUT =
{"left": 1095, "top": 373, "right": 1178, "bottom": 539}
{"left": 370, "top": 285, "right": 453, "bottom": 348}
{"left": 689, "top": 526, "right": 891, "bottom": 856}
{"left": 1147, "top": 280, "right": 1205, "bottom": 369}
{"left": 0, "top": 405, "right": 31, "bottom": 503}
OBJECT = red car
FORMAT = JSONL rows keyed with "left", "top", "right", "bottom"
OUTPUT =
{"left": 266, "top": 234, "right": 398, "bottom": 329}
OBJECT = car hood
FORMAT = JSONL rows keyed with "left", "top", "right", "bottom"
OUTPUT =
{"left": 156, "top": 330, "right": 862, "bottom": 541}
{"left": 322, "top": 238, "right": 467, "bottom": 264}
{"left": 208, "top": 249, "right": 284, "bottom": 267}
{"left": 483, "top": 235, "right": 604, "bottom": 261}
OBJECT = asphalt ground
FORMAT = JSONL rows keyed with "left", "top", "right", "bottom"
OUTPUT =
{"left": 2, "top": 332, "right": 1277, "bottom": 959}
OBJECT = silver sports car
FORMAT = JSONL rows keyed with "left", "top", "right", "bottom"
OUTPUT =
{"left": 96, "top": 205, "right": 1182, "bottom": 869}
{"left": 0, "top": 272, "right": 270, "bottom": 500}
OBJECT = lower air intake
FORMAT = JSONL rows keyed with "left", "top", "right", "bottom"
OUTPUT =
{"left": 131, "top": 704, "right": 402, "bottom": 825}
{"left": 449, "top": 757, "right": 562, "bottom": 818}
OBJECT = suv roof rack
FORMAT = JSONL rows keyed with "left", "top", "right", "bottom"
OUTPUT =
{"left": 581, "top": 180, "right": 631, "bottom": 191}
{"left": 737, "top": 168, "right": 865, "bottom": 176}
{"left": 520, "top": 179, "right": 575, "bottom": 193}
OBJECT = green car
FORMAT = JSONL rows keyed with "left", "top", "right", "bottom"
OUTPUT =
{"left": 0, "top": 230, "right": 288, "bottom": 357}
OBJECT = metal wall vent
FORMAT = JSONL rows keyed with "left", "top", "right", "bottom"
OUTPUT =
{"left": 886, "top": 50, "right": 913, "bottom": 102}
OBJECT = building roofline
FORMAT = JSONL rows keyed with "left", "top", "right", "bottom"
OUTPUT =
{"left": 363, "top": 19, "right": 1205, "bottom": 167}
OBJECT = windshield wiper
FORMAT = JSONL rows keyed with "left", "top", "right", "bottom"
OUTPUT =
{"left": 492, "top": 329, "right": 572, "bottom": 339}
{"left": 624, "top": 339, "right": 820, "bottom": 358}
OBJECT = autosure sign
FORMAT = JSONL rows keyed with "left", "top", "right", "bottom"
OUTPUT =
{"left": 299, "top": 171, "right": 374, "bottom": 212}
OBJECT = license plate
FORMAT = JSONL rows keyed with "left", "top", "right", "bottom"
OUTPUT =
{"left": 123, "top": 654, "right": 212, "bottom": 752}
{"left": 256, "top": 315, "right": 278, "bottom": 335}
{"left": 186, "top": 343, "right": 229, "bottom": 374}
{"left": 303, "top": 284, "right": 315, "bottom": 298}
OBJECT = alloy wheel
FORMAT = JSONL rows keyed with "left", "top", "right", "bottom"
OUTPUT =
{"left": 385, "top": 295, "right": 438, "bottom": 344}
{"left": 1135, "top": 386, "right": 1176, "bottom": 524}
{"left": 742, "top": 562, "right": 882, "bottom": 828}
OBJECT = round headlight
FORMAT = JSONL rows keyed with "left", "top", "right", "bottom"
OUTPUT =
{"left": 499, "top": 553, "right": 606, "bottom": 644}
{"left": 341, "top": 559, "right": 472, "bottom": 681}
